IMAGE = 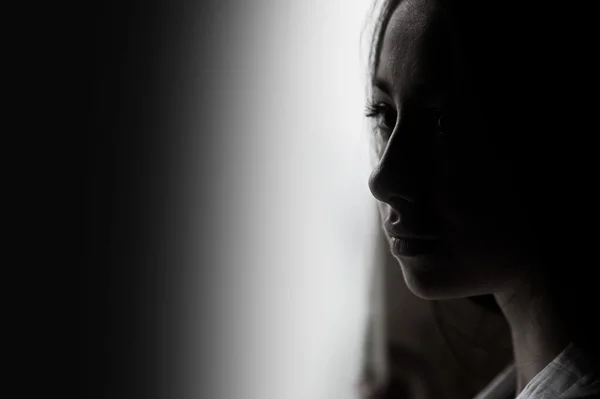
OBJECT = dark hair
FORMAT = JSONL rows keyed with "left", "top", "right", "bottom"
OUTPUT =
{"left": 366, "top": 0, "right": 600, "bottom": 359}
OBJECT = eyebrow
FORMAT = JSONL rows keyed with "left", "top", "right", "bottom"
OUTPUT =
{"left": 373, "top": 77, "right": 445, "bottom": 105}
{"left": 372, "top": 78, "right": 393, "bottom": 97}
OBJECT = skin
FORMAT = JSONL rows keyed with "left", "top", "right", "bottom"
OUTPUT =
{"left": 367, "top": 0, "right": 569, "bottom": 394}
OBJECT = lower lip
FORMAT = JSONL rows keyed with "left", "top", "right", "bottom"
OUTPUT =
{"left": 390, "top": 237, "right": 444, "bottom": 257}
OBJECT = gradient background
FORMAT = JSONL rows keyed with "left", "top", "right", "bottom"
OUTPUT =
{"left": 87, "top": 1, "right": 379, "bottom": 398}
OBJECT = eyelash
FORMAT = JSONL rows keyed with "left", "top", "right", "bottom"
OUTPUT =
{"left": 364, "top": 101, "right": 397, "bottom": 132}
{"left": 365, "top": 100, "right": 450, "bottom": 139}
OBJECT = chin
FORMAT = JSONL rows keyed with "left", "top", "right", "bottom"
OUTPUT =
{"left": 397, "top": 254, "right": 477, "bottom": 300}
{"left": 402, "top": 269, "right": 451, "bottom": 300}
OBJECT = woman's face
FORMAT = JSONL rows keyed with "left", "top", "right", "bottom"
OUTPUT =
{"left": 368, "top": 0, "right": 538, "bottom": 299}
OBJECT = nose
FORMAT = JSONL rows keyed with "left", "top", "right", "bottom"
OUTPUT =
{"left": 368, "top": 118, "right": 427, "bottom": 206}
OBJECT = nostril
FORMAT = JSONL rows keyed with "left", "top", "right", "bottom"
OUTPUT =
{"left": 369, "top": 152, "right": 421, "bottom": 205}
{"left": 368, "top": 165, "right": 387, "bottom": 202}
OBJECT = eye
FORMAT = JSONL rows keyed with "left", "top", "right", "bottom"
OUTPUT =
{"left": 436, "top": 109, "right": 453, "bottom": 137}
{"left": 365, "top": 101, "right": 397, "bottom": 136}
{"left": 425, "top": 108, "right": 453, "bottom": 138}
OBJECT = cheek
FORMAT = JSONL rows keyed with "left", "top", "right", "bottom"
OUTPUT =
{"left": 432, "top": 160, "right": 531, "bottom": 262}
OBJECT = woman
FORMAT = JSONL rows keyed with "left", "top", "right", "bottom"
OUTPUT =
{"left": 364, "top": 0, "right": 600, "bottom": 398}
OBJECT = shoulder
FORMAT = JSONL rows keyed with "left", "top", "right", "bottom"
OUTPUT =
{"left": 519, "top": 343, "right": 600, "bottom": 399}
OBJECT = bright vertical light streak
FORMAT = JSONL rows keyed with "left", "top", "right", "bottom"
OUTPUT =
{"left": 194, "top": 1, "right": 379, "bottom": 398}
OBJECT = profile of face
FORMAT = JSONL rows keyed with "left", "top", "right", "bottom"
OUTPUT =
{"left": 368, "top": 0, "right": 540, "bottom": 300}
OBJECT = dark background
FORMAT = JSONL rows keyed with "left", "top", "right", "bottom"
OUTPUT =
{"left": 85, "top": 1, "right": 222, "bottom": 397}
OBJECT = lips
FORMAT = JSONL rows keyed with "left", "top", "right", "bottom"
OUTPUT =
{"left": 384, "top": 224, "right": 441, "bottom": 240}
{"left": 383, "top": 208, "right": 444, "bottom": 256}
{"left": 384, "top": 217, "right": 441, "bottom": 241}
{"left": 389, "top": 236, "right": 444, "bottom": 257}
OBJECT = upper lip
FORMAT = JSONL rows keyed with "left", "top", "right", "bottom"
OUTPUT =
{"left": 383, "top": 214, "right": 441, "bottom": 240}
{"left": 385, "top": 226, "right": 441, "bottom": 240}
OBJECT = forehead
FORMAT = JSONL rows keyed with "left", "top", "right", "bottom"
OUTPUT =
{"left": 375, "top": 0, "right": 449, "bottom": 96}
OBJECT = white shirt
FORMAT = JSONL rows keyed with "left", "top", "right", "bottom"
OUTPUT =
{"left": 474, "top": 343, "right": 600, "bottom": 399}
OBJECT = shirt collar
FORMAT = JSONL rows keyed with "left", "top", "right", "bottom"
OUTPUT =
{"left": 475, "top": 343, "right": 600, "bottom": 399}
{"left": 517, "top": 342, "right": 600, "bottom": 399}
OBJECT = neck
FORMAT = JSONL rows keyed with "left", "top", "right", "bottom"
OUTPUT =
{"left": 494, "top": 280, "right": 569, "bottom": 395}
